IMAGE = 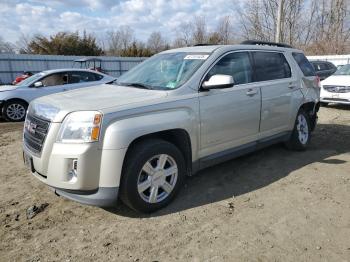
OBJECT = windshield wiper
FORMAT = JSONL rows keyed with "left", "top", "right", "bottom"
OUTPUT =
{"left": 119, "top": 82, "right": 153, "bottom": 90}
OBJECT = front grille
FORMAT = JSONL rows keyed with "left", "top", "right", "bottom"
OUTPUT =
{"left": 24, "top": 114, "right": 50, "bottom": 155}
{"left": 323, "top": 85, "right": 350, "bottom": 93}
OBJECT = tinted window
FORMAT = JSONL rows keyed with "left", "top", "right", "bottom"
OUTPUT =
{"left": 253, "top": 52, "right": 291, "bottom": 81}
{"left": 41, "top": 72, "right": 68, "bottom": 87}
{"left": 207, "top": 52, "right": 253, "bottom": 85}
{"left": 326, "top": 62, "right": 336, "bottom": 70}
{"left": 94, "top": 73, "right": 103, "bottom": 81}
{"left": 69, "top": 71, "right": 98, "bottom": 83}
{"left": 318, "top": 63, "right": 328, "bottom": 71}
{"left": 292, "top": 53, "right": 316, "bottom": 77}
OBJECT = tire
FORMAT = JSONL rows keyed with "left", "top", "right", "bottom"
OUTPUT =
{"left": 120, "top": 139, "right": 186, "bottom": 213}
{"left": 2, "top": 100, "right": 28, "bottom": 122}
{"left": 285, "top": 109, "right": 311, "bottom": 151}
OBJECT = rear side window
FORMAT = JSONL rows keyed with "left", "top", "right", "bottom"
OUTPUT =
{"left": 318, "top": 63, "right": 328, "bottom": 71}
{"left": 326, "top": 62, "right": 335, "bottom": 70}
{"left": 292, "top": 53, "right": 316, "bottom": 77}
{"left": 94, "top": 73, "right": 103, "bottom": 81}
{"left": 253, "top": 52, "right": 291, "bottom": 81}
{"left": 69, "top": 71, "right": 99, "bottom": 83}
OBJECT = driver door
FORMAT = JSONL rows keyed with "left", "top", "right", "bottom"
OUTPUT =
{"left": 199, "top": 51, "right": 261, "bottom": 159}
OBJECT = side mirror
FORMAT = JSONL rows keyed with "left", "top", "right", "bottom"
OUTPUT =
{"left": 202, "top": 74, "right": 234, "bottom": 90}
{"left": 34, "top": 81, "right": 43, "bottom": 88}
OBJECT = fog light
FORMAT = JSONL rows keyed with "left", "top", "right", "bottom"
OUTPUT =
{"left": 67, "top": 159, "right": 78, "bottom": 183}
{"left": 67, "top": 170, "right": 77, "bottom": 183}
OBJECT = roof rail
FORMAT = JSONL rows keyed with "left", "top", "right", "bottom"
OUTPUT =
{"left": 240, "top": 40, "right": 293, "bottom": 48}
{"left": 193, "top": 43, "right": 218, "bottom": 46}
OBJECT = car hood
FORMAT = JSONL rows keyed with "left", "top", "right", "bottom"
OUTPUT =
{"left": 30, "top": 84, "right": 168, "bottom": 122}
{"left": 321, "top": 75, "right": 350, "bottom": 86}
{"left": 0, "top": 85, "right": 18, "bottom": 92}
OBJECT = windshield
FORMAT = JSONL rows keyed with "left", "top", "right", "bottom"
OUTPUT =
{"left": 116, "top": 52, "right": 210, "bottom": 90}
{"left": 334, "top": 64, "right": 350, "bottom": 76}
{"left": 17, "top": 72, "right": 45, "bottom": 86}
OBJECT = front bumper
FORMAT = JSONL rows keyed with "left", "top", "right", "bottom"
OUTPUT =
{"left": 52, "top": 186, "right": 119, "bottom": 207}
{"left": 320, "top": 97, "right": 350, "bottom": 104}
{"left": 320, "top": 88, "right": 350, "bottom": 104}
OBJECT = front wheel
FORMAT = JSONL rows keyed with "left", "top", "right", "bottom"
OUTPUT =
{"left": 120, "top": 139, "right": 186, "bottom": 213}
{"left": 285, "top": 109, "right": 311, "bottom": 151}
{"left": 3, "top": 100, "right": 28, "bottom": 122}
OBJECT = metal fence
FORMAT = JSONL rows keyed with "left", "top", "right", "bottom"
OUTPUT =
{"left": 0, "top": 54, "right": 146, "bottom": 84}
{"left": 307, "top": 55, "right": 350, "bottom": 67}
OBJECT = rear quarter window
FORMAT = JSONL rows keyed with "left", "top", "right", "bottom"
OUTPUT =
{"left": 292, "top": 53, "right": 316, "bottom": 77}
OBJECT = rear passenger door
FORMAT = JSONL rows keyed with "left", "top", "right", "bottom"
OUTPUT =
{"left": 252, "top": 51, "right": 296, "bottom": 138}
{"left": 66, "top": 71, "right": 104, "bottom": 91}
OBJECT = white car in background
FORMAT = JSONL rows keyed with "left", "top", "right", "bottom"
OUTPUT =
{"left": 0, "top": 69, "right": 115, "bottom": 121}
{"left": 320, "top": 64, "right": 350, "bottom": 105}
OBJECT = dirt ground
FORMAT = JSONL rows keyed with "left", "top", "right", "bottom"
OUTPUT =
{"left": 0, "top": 105, "right": 349, "bottom": 262}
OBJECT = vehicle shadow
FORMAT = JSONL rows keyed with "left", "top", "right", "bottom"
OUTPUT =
{"left": 104, "top": 123, "right": 350, "bottom": 218}
{"left": 323, "top": 104, "right": 350, "bottom": 111}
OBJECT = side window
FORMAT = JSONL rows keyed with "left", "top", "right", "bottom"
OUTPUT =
{"left": 292, "top": 53, "right": 316, "bottom": 77}
{"left": 94, "top": 73, "right": 103, "bottom": 81}
{"left": 312, "top": 63, "right": 321, "bottom": 71}
{"left": 207, "top": 52, "right": 253, "bottom": 85}
{"left": 253, "top": 52, "right": 291, "bottom": 82}
{"left": 41, "top": 72, "right": 68, "bottom": 87}
{"left": 318, "top": 63, "right": 328, "bottom": 71}
{"left": 69, "top": 71, "right": 98, "bottom": 84}
{"left": 326, "top": 63, "right": 335, "bottom": 70}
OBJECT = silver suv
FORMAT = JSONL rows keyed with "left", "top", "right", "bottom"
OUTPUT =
{"left": 23, "top": 42, "right": 320, "bottom": 213}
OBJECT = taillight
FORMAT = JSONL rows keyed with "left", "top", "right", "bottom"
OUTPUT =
{"left": 315, "top": 76, "right": 321, "bottom": 88}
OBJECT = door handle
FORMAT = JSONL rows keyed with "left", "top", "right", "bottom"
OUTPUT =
{"left": 288, "top": 85, "right": 296, "bottom": 89}
{"left": 246, "top": 89, "right": 258, "bottom": 96}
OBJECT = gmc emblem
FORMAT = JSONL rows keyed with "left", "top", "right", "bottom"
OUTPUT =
{"left": 25, "top": 119, "right": 37, "bottom": 135}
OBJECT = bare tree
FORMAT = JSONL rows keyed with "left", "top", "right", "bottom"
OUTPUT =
{"left": 310, "top": 0, "right": 350, "bottom": 54}
{"left": 147, "top": 31, "right": 166, "bottom": 53}
{"left": 0, "top": 36, "right": 15, "bottom": 54}
{"left": 107, "top": 25, "right": 134, "bottom": 55}
{"left": 174, "top": 21, "right": 193, "bottom": 47}
{"left": 16, "top": 34, "right": 32, "bottom": 54}
{"left": 216, "top": 16, "right": 234, "bottom": 44}
{"left": 236, "top": 0, "right": 350, "bottom": 54}
{"left": 191, "top": 16, "right": 207, "bottom": 44}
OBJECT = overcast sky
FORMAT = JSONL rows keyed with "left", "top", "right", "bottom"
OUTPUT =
{"left": 0, "top": 0, "right": 241, "bottom": 44}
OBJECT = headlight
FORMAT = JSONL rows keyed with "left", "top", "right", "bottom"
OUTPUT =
{"left": 57, "top": 111, "right": 102, "bottom": 143}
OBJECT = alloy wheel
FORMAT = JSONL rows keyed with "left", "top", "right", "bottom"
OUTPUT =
{"left": 6, "top": 103, "right": 26, "bottom": 121}
{"left": 137, "top": 154, "right": 178, "bottom": 204}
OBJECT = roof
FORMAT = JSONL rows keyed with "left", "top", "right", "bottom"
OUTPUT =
{"left": 162, "top": 45, "right": 222, "bottom": 54}
{"left": 40, "top": 68, "right": 106, "bottom": 75}
{"left": 161, "top": 44, "right": 301, "bottom": 54}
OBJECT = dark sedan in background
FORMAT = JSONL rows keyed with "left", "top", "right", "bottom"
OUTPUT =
{"left": 310, "top": 60, "right": 337, "bottom": 80}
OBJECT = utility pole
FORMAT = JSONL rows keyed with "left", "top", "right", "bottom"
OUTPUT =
{"left": 275, "top": 0, "right": 284, "bottom": 42}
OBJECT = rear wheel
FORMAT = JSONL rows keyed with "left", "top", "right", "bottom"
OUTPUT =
{"left": 3, "top": 100, "right": 27, "bottom": 122}
{"left": 285, "top": 109, "right": 311, "bottom": 151}
{"left": 120, "top": 139, "right": 186, "bottom": 213}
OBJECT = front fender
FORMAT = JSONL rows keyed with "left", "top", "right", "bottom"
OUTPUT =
{"left": 97, "top": 108, "right": 199, "bottom": 188}
{"left": 102, "top": 108, "right": 198, "bottom": 152}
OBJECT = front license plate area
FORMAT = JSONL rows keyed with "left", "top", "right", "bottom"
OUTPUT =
{"left": 332, "top": 94, "right": 339, "bottom": 98}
